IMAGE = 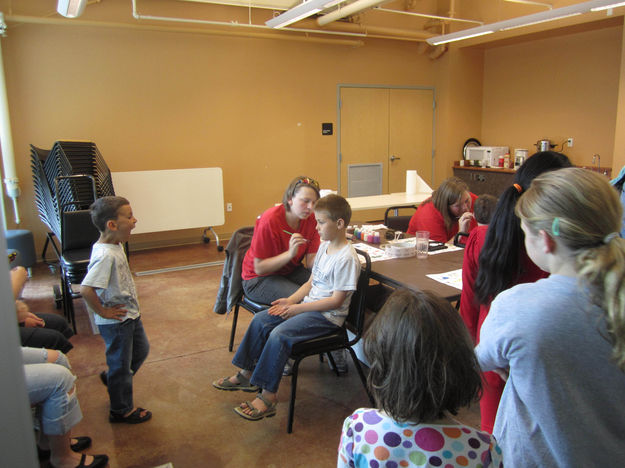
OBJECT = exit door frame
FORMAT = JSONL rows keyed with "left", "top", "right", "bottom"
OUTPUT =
{"left": 336, "top": 83, "right": 436, "bottom": 195}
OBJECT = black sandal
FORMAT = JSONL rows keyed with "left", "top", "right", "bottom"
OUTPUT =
{"left": 37, "top": 436, "right": 92, "bottom": 459}
{"left": 109, "top": 407, "right": 152, "bottom": 424}
{"left": 74, "top": 453, "right": 109, "bottom": 468}
{"left": 71, "top": 436, "right": 92, "bottom": 452}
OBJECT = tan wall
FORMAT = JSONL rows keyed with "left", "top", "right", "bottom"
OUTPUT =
{"left": 434, "top": 47, "right": 485, "bottom": 181}
{"left": 481, "top": 23, "right": 623, "bottom": 169}
{"left": 613, "top": 19, "right": 625, "bottom": 174}
{"left": 1, "top": 21, "right": 466, "bottom": 253}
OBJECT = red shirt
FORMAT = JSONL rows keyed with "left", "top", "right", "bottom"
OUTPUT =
{"left": 407, "top": 193, "right": 478, "bottom": 242}
{"left": 459, "top": 225, "right": 548, "bottom": 343}
{"left": 241, "top": 204, "right": 320, "bottom": 281}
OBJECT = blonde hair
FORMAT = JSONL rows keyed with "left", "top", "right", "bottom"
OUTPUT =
{"left": 432, "top": 177, "right": 470, "bottom": 231}
{"left": 515, "top": 168, "right": 625, "bottom": 370}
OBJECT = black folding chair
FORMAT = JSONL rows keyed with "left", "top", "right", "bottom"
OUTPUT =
{"left": 384, "top": 205, "right": 417, "bottom": 232}
{"left": 228, "top": 296, "right": 269, "bottom": 352}
{"left": 286, "top": 248, "right": 374, "bottom": 433}
{"left": 47, "top": 175, "right": 100, "bottom": 333}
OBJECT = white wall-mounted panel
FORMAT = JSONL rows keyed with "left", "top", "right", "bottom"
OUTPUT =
{"left": 112, "top": 168, "right": 224, "bottom": 234}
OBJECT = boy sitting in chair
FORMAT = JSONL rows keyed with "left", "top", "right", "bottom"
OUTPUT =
{"left": 213, "top": 194, "right": 361, "bottom": 420}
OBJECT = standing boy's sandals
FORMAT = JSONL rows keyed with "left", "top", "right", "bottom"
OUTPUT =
{"left": 233, "top": 393, "right": 277, "bottom": 421}
{"left": 212, "top": 371, "right": 260, "bottom": 392}
{"left": 109, "top": 407, "right": 152, "bottom": 424}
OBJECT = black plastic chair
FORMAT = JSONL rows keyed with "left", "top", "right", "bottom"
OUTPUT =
{"left": 47, "top": 209, "right": 100, "bottom": 333}
{"left": 228, "top": 295, "right": 269, "bottom": 352}
{"left": 383, "top": 205, "right": 417, "bottom": 232}
{"left": 286, "top": 248, "right": 374, "bottom": 433}
{"left": 47, "top": 175, "right": 100, "bottom": 332}
{"left": 453, "top": 231, "right": 470, "bottom": 248}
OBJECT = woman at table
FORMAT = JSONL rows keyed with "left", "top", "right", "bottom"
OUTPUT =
{"left": 241, "top": 176, "right": 321, "bottom": 305}
{"left": 406, "top": 176, "right": 477, "bottom": 242}
{"left": 460, "top": 151, "right": 571, "bottom": 433}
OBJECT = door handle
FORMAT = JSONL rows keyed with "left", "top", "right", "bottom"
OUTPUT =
{"left": 389, "top": 155, "right": 401, "bottom": 162}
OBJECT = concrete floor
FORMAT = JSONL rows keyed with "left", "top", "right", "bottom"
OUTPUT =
{"left": 25, "top": 242, "right": 479, "bottom": 468}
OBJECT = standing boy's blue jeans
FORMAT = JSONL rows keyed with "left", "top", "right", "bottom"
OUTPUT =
{"left": 232, "top": 309, "right": 340, "bottom": 393}
{"left": 98, "top": 317, "right": 150, "bottom": 416}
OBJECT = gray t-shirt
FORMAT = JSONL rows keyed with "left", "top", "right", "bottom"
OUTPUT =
{"left": 476, "top": 275, "right": 625, "bottom": 468}
{"left": 303, "top": 241, "right": 360, "bottom": 326}
{"left": 81, "top": 242, "right": 140, "bottom": 325}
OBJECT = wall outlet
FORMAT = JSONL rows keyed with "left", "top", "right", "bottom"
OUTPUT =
{"left": 567, "top": 137, "right": 574, "bottom": 147}
{"left": 226, "top": 203, "right": 232, "bottom": 212}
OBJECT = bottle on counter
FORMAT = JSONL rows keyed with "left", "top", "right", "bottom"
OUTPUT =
{"left": 504, "top": 153, "right": 510, "bottom": 168}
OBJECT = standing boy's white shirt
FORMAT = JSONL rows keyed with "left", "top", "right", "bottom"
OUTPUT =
{"left": 304, "top": 241, "right": 360, "bottom": 326}
{"left": 81, "top": 243, "right": 140, "bottom": 325}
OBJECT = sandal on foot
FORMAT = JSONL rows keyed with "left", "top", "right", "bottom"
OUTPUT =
{"left": 37, "top": 436, "right": 92, "bottom": 459}
{"left": 74, "top": 453, "right": 109, "bottom": 468}
{"left": 212, "top": 371, "right": 259, "bottom": 392}
{"left": 71, "top": 436, "right": 92, "bottom": 452}
{"left": 233, "top": 393, "right": 277, "bottom": 421}
{"left": 109, "top": 407, "right": 152, "bottom": 424}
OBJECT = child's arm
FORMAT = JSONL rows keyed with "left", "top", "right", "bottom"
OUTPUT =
{"left": 268, "top": 276, "right": 348, "bottom": 319}
{"left": 11, "top": 266, "right": 28, "bottom": 299}
{"left": 80, "top": 285, "right": 127, "bottom": 321}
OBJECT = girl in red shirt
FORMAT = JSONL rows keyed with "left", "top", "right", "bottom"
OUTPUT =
{"left": 407, "top": 177, "right": 477, "bottom": 242}
{"left": 241, "top": 176, "right": 321, "bottom": 305}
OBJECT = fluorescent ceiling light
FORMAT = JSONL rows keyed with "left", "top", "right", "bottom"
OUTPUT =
{"left": 591, "top": 1, "right": 625, "bottom": 10}
{"left": 265, "top": 0, "right": 338, "bottom": 28}
{"left": 431, "top": 30, "right": 494, "bottom": 45}
{"left": 427, "top": 0, "right": 622, "bottom": 46}
{"left": 57, "top": 0, "right": 87, "bottom": 18}
{"left": 504, "top": 0, "right": 553, "bottom": 8}
{"left": 500, "top": 12, "right": 581, "bottom": 30}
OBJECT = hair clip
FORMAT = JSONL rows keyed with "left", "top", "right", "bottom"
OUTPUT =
{"left": 296, "top": 177, "right": 320, "bottom": 189}
{"left": 513, "top": 183, "right": 523, "bottom": 194}
{"left": 551, "top": 217, "right": 560, "bottom": 236}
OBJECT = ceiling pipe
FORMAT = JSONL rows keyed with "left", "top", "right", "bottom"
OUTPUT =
{"left": 131, "top": 0, "right": 366, "bottom": 39}
{"left": 298, "top": 18, "right": 434, "bottom": 40}
{"left": 374, "top": 7, "right": 483, "bottom": 25}
{"left": 5, "top": 14, "right": 364, "bottom": 46}
{"left": 131, "top": 0, "right": 433, "bottom": 42}
{"left": 317, "top": 0, "right": 387, "bottom": 26}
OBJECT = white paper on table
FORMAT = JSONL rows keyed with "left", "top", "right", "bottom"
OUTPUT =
{"left": 426, "top": 269, "right": 463, "bottom": 290}
{"left": 352, "top": 243, "right": 393, "bottom": 262}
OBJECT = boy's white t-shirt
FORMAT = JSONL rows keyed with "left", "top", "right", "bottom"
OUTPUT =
{"left": 303, "top": 241, "right": 360, "bottom": 326}
{"left": 81, "top": 242, "right": 140, "bottom": 325}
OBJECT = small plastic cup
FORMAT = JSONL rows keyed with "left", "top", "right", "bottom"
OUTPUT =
{"left": 416, "top": 231, "right": 429, "bottom": 259}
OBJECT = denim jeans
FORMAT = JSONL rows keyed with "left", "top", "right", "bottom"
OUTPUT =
{"left": 242, "top": 265, "right": 311, "bottom": 305}
{"left": 232, "top": 309, "right": 339, "bottom": 393}
{"left": 21, "top": 347, "right": 82, "bottom": 435}
{"left": 20, "top": 313, "right": 75, "bottom": 353}
{"left": 98, "top": 317, "right": 150, "bottom": 415}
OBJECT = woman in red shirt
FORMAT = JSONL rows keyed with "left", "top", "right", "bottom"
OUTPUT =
{"left": 460, "top": 151, "right": 571, "bottom": 433}
{"left": 241, "top": 176, "right": 321, "bottom": 305}
{"left": 407, "top": 177, "right": 477, "bottom": 242}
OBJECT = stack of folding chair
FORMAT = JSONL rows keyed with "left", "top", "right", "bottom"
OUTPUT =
{"left": 30, "top": 141, "right": 116, "bottom": 332}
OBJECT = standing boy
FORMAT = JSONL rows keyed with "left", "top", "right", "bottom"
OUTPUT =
{"left": 80, "top": 196, "right": 152, "bottom": 424}
{"left": 213, "top": 194, "right": 361, "bottom": 420}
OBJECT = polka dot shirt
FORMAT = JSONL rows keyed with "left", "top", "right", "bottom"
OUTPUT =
{"left": 337, "top": 408, "right": 503, "bottom": 468}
